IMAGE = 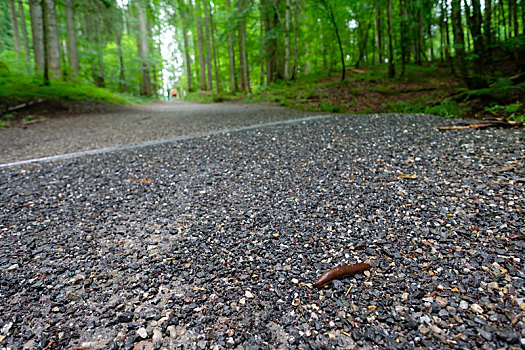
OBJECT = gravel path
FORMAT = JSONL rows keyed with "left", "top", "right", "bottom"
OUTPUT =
{"left": 0, "top": 101, "right": 315, "bottom": 164}
{"left": 1, "top": 111, "right": 524, "bottom": 349}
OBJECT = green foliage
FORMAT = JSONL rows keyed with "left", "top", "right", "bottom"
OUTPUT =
{"left": 0, "top": 69, "right": 135, "bottom": 109}
{"left": 387, "top": 99, "right": 464, "bottom": 118}
{"left": 319, "top": 101, "right": 345, "bottom": 113}
{"left": 485, "top": 102, "right": 525, "bottom": 121}
{"left": 183, "top": 92, "right": 214, "bottom": 103}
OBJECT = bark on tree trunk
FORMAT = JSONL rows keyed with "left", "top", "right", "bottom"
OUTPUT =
{"left": 375, "top": 4, "right": 383, "bottom": 64}
{"left": 179, "top": 0, "right": 192, "bottom": 92}
{"left": 292, "top": 0, "right": 298, "bottom": 80}
{"left": 451, "top": 0, "right": 469, "bottom": 80}
{"left": 483, "top": 0, "right": 492, "bottom": 66}
{"left": 195, "top": 1, "right": 207, "bottom": 91}
{"left": 321, "top": 0, "right": 345, "bottom": 81}
{"left": 137, "top": 0, "right": 151, "bottom": 95}
{"left": 203, "top": 0, "right": 213, "bottom": 92}
{"left": 464, "top": 0, "right": 486, "bottom": 70}
{"left": 387, "top": 0, "right": 395, "bottom": 78}
{"left": 284, "top": 0, "right": 290, "bottom": 80}
{"left": 29, "top": 0, "right": 44, "bottom": 73}
{"left": 43, "top": 0, "right": 62, "bottom": 80}
{"left": 226, "top": 0, "right": 236, "bottom": 92}
{"left": 238, "top": 0, "right": 250, "bottom": 92}
{"left": 399, "top": 0, "right": 407, "bottom": 77}
{"left": 18, "top": 0, "right": 30, "bottom": 60}
{"left": 115, "top": 15, "right": 127, "bottom": 92}
{"left": 8, "top": 0, "right": 21, "bottom": 54}
{"left": 210, "top": 4, "right": 220, "bottom": 93}
{"left": 64, "top": 0, "right": 79, "bottom": 80}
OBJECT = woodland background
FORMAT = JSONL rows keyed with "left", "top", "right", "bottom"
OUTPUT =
{"left": 0, "top": 0, "right": 525, "bottom": 123}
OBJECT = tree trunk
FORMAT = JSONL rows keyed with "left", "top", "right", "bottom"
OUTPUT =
{"left": 226, "top": 0, "right": 236, "bottom": 92}
{"left": 375, "top": 3, "right": 383, "bottom": 63}
{"left": 41, "top": 0, "right": 49, "bottom": 85}
{"left": 284, "top": 0, "right": 290, "bottom": 80}
{"left": 209, "top": 3, "right": 220, "bottom": 93}
{"left": 465, "top": 0, "right": 486, "bottom": 70}
{"left": 483, "top": 0, "right": 492, "bottom": 66}
{"left": 203, "top": 0, "right": 213, "bottom": 92}
{"left": 451, "top": 0, "right": 469, "bottom": 79}
{"left": 29, "top": 0, "right": 44, "bottom": 72}
{"left": 64, "top": 0, "right": 79, "bottom": 79}
{"left": 8, "top": 0, "right": 21, "bottom": 53}
{"left": 355, "top": 20, "right": 370, "bottom": 68}
{"left": 321, "top": 0, "right": 345, "bottom": 81}
{"left": 179, "top": 0, "right": 192, "bottom": 92}
{"left": 238, "top": 0, "right": 250, "bottom": 92}
{"left": 115, "top": 15, "right": 127, "bottom": 92}
{"left": 18, "top": 0, "right": 30, "bottom": 60}
{"left": 292, "top": 0, "right": 298, "bottom": 80}
{"left": 511, "top": 0, "right": 518, "bottom": 37}
{"left": 195, "top": 0, "right": 207, "bottom": 91}
{"left": 43, "top": 0, "right": 61, "bottom": 80}
{"left": 387, "top": 0, "right": 395, "bottom": 78}
{"left": 137, "top": 0, "right": 151, "bottom": 95}
{"left": 399, "top": 0, "right": 407, "bottom": 77}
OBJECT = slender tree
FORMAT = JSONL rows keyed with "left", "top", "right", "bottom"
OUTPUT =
{"left": 203, "top": 0, "right": 213, "bottom": 92}
{"left": 178, "top": 0, "right": 192, "bottom": 92}
{"left": 227, "top": 0, "right": 236, "bottom": 92}
{"left": 8, "top": 0, "right": 21, "bottom": 54}
{"left": 43, "top": 0, "right": 62, "bottom": 80}
{"left": 320, "top": 0, "right": 345, "bottom": 81}
{"left": 64, "top": 0, "right": 79, "bottom": 79}
{"left": 387, "top": 0, "right": 395, "bottom": 78}
{"left": 195, "top": 0, "right": 207, "bottom": 90}
{"left": 17, "top": 0, "right": 30, "bottom": 60}
{"left": 29, "top": 0, "right": 44, "bottom": 72}
{"left": 136, "top": 0, "right": 151, "bottom": 95}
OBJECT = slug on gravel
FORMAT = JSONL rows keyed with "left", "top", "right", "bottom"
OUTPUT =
{"left": 315, "top": 263, "right": 372, "bottom": 288}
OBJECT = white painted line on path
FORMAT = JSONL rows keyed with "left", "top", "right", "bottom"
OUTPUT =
{"left": 0, "top": 114, "right": 333, "bottom": 168}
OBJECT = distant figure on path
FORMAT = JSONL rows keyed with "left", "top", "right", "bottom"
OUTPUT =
{"left": 167, "top": 89, "right": 171, "bottom": 100}
{"left": 171, "top": 88, "right": 178, "bottom": 100}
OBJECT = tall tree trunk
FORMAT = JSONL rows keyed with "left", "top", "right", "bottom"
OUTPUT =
{"left": 43, "top": 0, "right": 61, "bottom": 80}
{"left": 399, "top": 0, "right": 407, "bottom": 76}
{"left": 8, "top": 0, "right": 21, "bottom": 54}
{"left": 451, "top": 0, "right": 469, "bottom": 79}
{"left": 441, "top": 0, "right": 454, "bottom": 74}
{"left": 210, "top": 3, "right": 220, "bottom": 93}
{"left": 484, "top": 0, "right": 492, "bottom": 66}
{"left": 375, "top": 3, "right": 383, "bottom": 63}
{"left": 238, "top": 0, "right": 250, "bottom": 92}
{"left": 17, "top": 0, "right": 30, "bottom": 60}
{"left": 64, "top": 0, "right": 79, "bottom": 80}
{"left": 321, "top": 0, "right": 345, "bottom": 81}
{"left": 41, "top": 0, "right": 49, "bottom": 85}
{"left": 115, "top": 16, "right": 127, "bottom": 92}
{"left": 29, "top": 0, "right": 44, "bottom": 72}
{"left": 203, "top": 0, "right": 213, "bottom": 92}
{"left": 387, "top": 0, "right": 395, "bottom": 78}
{"left": 195, "top": 1, "right": 207, "bottom": 90}
{"left": 137, "top": 0, "right": 150, "bottom": 95}
{"left": 292, "top": 0, "right": 298, "bottom": 80}
{"left": 464, "top": 0, "right": 486, "bottom": 70}
{"left": 511, "top": 0, "right": 518, "bottom": 37}
{"left": 355, "top": 20, "right": 370, "bottom": 68}
{"left": 179, "top": 0, "right": 192, "bottom": 92}
{"left": 227, "top": 0, "right": 236, "bottom": 92}
{"left": 284, "top": 0, "right": 290, "bottom": 80}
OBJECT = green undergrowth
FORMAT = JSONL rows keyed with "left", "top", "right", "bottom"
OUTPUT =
{"left": 0, "top": 67, "right": 149, "bottom": 116}
{"left": 386, "top": 99, "right": 465, "bottom": 118}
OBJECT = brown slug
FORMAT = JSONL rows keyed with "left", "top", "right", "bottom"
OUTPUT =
{"left": 315, "top": 263, "right": 372, "bottom": 288}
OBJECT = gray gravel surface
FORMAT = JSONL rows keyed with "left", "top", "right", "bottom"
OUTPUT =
{"left": 0, "top": 112, "right": 524, "bottom": 349}
{"left": 0, "top": 101, "right": 315, "bottom": 164}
